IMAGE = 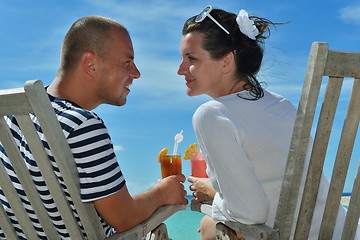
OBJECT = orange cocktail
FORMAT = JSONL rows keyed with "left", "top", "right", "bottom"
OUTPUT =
{"left": 160, "top": 154, "right": 182, "bottom": 178}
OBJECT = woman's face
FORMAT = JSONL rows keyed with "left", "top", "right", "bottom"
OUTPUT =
{"left": 178, "top": 31, "right": 225, "bottom": 98}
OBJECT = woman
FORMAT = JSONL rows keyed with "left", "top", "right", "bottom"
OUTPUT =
{"left": 178, "top": 5, "right": 353, "bottom": 240}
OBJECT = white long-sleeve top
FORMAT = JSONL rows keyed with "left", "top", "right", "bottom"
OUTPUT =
{"left": 192, "top": 90, "right": 359, "bottom": 239}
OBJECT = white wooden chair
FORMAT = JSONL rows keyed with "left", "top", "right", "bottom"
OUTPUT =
{"left": 191, "top": 42, "right": 360, "bottom": 239}
{"left": 0, "top": 79, "right": 185, "bottom": 240}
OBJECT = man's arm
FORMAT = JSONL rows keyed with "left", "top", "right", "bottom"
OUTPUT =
{"left": 93, "top": 174, "right": 188, "bottom": 233}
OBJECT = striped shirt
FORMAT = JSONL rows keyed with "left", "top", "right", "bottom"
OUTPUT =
{"left": 0, "top": 93, "right": 125, "bottom": 239}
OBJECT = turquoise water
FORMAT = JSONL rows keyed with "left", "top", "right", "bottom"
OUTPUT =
{"left": 164, "top": 194, "right": 352, "bottom": 239}
{"left": 164, "top": 196, "right": 204, "bottom": 240}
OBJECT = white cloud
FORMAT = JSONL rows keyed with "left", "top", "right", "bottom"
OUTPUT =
{"left": 113, "top": 145, "right": 125, "bottom": 152}
{"left": 339, "top": 5, "right": 360, "bottom": 24}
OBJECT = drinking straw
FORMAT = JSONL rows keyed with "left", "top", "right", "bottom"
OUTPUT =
{"left": 173, "top": 130, "right": 183, "bottom": 155}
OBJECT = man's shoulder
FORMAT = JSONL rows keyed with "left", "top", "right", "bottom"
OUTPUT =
{"left": 50, "top": 98, "right": 105, "bottom": 134}
{"left": 52, "top": 97, "right": 99, "bottom": 118}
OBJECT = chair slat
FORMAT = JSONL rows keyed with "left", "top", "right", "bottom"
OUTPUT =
{"left": 14, "top": 115, "right": 67, "bottom": 238}
{"left": 0, "top": 202, "right": 18, "bottom": 240}
{"left": 15, "top": 114, "right": 84, "bottom": 239}
{"left": 294, "top": 76, "right": 344, "bottom": 239}
{"left": 1, "top": 115, "right": 61, "bottom": 238}
{"left": 274, "top": 42, "right": 330, "bottom": 240}
{"left": 0, "top": 118, "right": 40, "bottom": 239}
{"left": 0, "top": 90, "right": 33, "bottom": 116}
{"left": 343, "top": 78, "right": 360, "bottom": 238}
{"left": 342, "top": 159, "right": 360, "bottom": 240}
{"left": 324, "top": 50, "right": 360, "bottom": 77}
{"left": 24, "top": 80, "right": 105, "bottom": 240}
{"left": 319, "top": 77, "right": 360, "bottom": 239}
{"left": 0, "top": 183, "right": 39, "bottom": 239}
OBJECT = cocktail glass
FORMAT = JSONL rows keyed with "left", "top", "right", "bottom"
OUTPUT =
{"left": 190, "top": 152, "right": 208, "bottom": 178}
{"left": 160, "top": 154, "right": 182, "bottom": 178}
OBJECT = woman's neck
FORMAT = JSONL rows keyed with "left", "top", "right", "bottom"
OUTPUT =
{"left": 228, "top": 80, "right": 248, "bottom": 95}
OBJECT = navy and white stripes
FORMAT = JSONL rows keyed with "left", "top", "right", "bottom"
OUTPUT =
{"left": 0, "top": 94, "right": 124, "bottom": 239}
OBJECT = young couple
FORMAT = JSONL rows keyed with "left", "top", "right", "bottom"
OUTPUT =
{"left": 1, "top": 5, "right": 356, "bottom": 240}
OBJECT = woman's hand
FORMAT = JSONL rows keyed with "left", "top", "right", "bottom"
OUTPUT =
{"left": 188, "top": 176, "right": 216, "bottom": 203}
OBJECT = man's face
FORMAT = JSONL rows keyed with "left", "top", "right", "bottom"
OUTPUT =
{"left": 96, "top": 28, "right": 141, "bottom": 106}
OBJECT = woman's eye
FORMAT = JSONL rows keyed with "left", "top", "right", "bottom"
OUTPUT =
{"left": 188, "top": 56, "right": 196, "bottom": 61}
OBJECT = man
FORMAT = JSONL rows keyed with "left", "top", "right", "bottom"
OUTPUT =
{"left": 0, "top": 16, "right": 187, "bottom": 238}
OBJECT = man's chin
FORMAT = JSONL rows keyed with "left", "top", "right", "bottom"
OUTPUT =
{"left": 118, "top": 99, "right": 127, "bottom": 106}
{"left": 109, "top": 98, "right": 126, "bottom": 107}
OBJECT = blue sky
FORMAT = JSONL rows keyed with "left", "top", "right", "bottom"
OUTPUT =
{"left": 0, "top": 0, "right": 359, "bottom": 194}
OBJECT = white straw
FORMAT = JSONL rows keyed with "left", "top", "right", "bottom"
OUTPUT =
{"left": 172, "top": 130, "right": 183, "bottom": 155}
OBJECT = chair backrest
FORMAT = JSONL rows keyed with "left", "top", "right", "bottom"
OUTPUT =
{"left": 274, "top": 42, "right": 360, "bottom": 239}
{"left": 0, "top": 80, "right": 105, "bottom": 239}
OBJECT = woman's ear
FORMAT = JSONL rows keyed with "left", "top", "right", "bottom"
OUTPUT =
{"left": 221, "top": 51, "right": 235, "bottom": 74}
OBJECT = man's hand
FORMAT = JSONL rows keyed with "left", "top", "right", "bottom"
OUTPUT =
{"left": 155, "top": 174, "right": 188, "bottom": 205}
{"left": 93, "top": 174, "right": 187, "bottom": 233}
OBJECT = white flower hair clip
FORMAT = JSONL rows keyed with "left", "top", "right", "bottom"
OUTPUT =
{"left": 236, "top": 9, "right": 259, "bottom": 40}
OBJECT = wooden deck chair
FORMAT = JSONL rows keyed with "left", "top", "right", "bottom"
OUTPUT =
{"left": 0, "top": 79, "right": 185, "bottom": 240}
{"left": 191, "top": 42, "right": 360, "bottom": 240}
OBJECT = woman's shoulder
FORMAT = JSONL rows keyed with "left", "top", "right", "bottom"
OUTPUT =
{"left": 195, "top": 100, "right": 224, "bottom": 115}
{"left": 263, "top": 89, "right": 289, "bottom": 101}
{"left": 264, "top": 90, "right": 296, "bottom": 107}
{"left": 192, "top": 100, "right": 229, "bottom": 127}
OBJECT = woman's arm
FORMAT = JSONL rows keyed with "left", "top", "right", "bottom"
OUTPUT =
{"left": 188, "top": 176, "right": 216, "bottom": 203}
{"left": 193, "top": 105, "right": 268, "bottom": 224}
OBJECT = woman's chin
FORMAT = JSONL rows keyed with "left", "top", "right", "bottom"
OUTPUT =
{"left": 187, "top": 89, "right": 200, "bottom": 97}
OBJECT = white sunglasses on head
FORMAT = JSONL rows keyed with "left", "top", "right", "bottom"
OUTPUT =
{"left": 195, "top": 5, "right": 230, "bottom": 35}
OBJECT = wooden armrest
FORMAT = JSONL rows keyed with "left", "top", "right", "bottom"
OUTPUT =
{"left": 191, "top": 202, "right": 279, "bottom": 240}
{"left": 107, "top": 204, "right": 186, "bottom": 240}
{"left": 190, "top": 201, "right": 212, "bottom": 216}
{"left": 224, "top": 222, "right": 279, "bottom": 240}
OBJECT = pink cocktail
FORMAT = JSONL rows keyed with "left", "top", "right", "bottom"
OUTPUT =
{"left": 190, "top": 152, "right": 208, "bottom": 178}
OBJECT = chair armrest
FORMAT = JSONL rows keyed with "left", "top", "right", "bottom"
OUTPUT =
{"left": 191, "top": 202, "right": 279, "bottom": 240}
{"left": 190, "top": 201, "right": 213, "bottom": 216}
{"left": 107, "top": 204, "right": 186, "bottom": 240}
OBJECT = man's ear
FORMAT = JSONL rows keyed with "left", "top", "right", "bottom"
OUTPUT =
{"left": 82, "top": 52, "right": 96, "bottom": 76}
{"left": 222, "top": 51, "right": 235, "bottom": 74}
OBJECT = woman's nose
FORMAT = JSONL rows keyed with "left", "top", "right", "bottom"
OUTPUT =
{"left": 177, "top": 60, "right": 187, "bottom": 76}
